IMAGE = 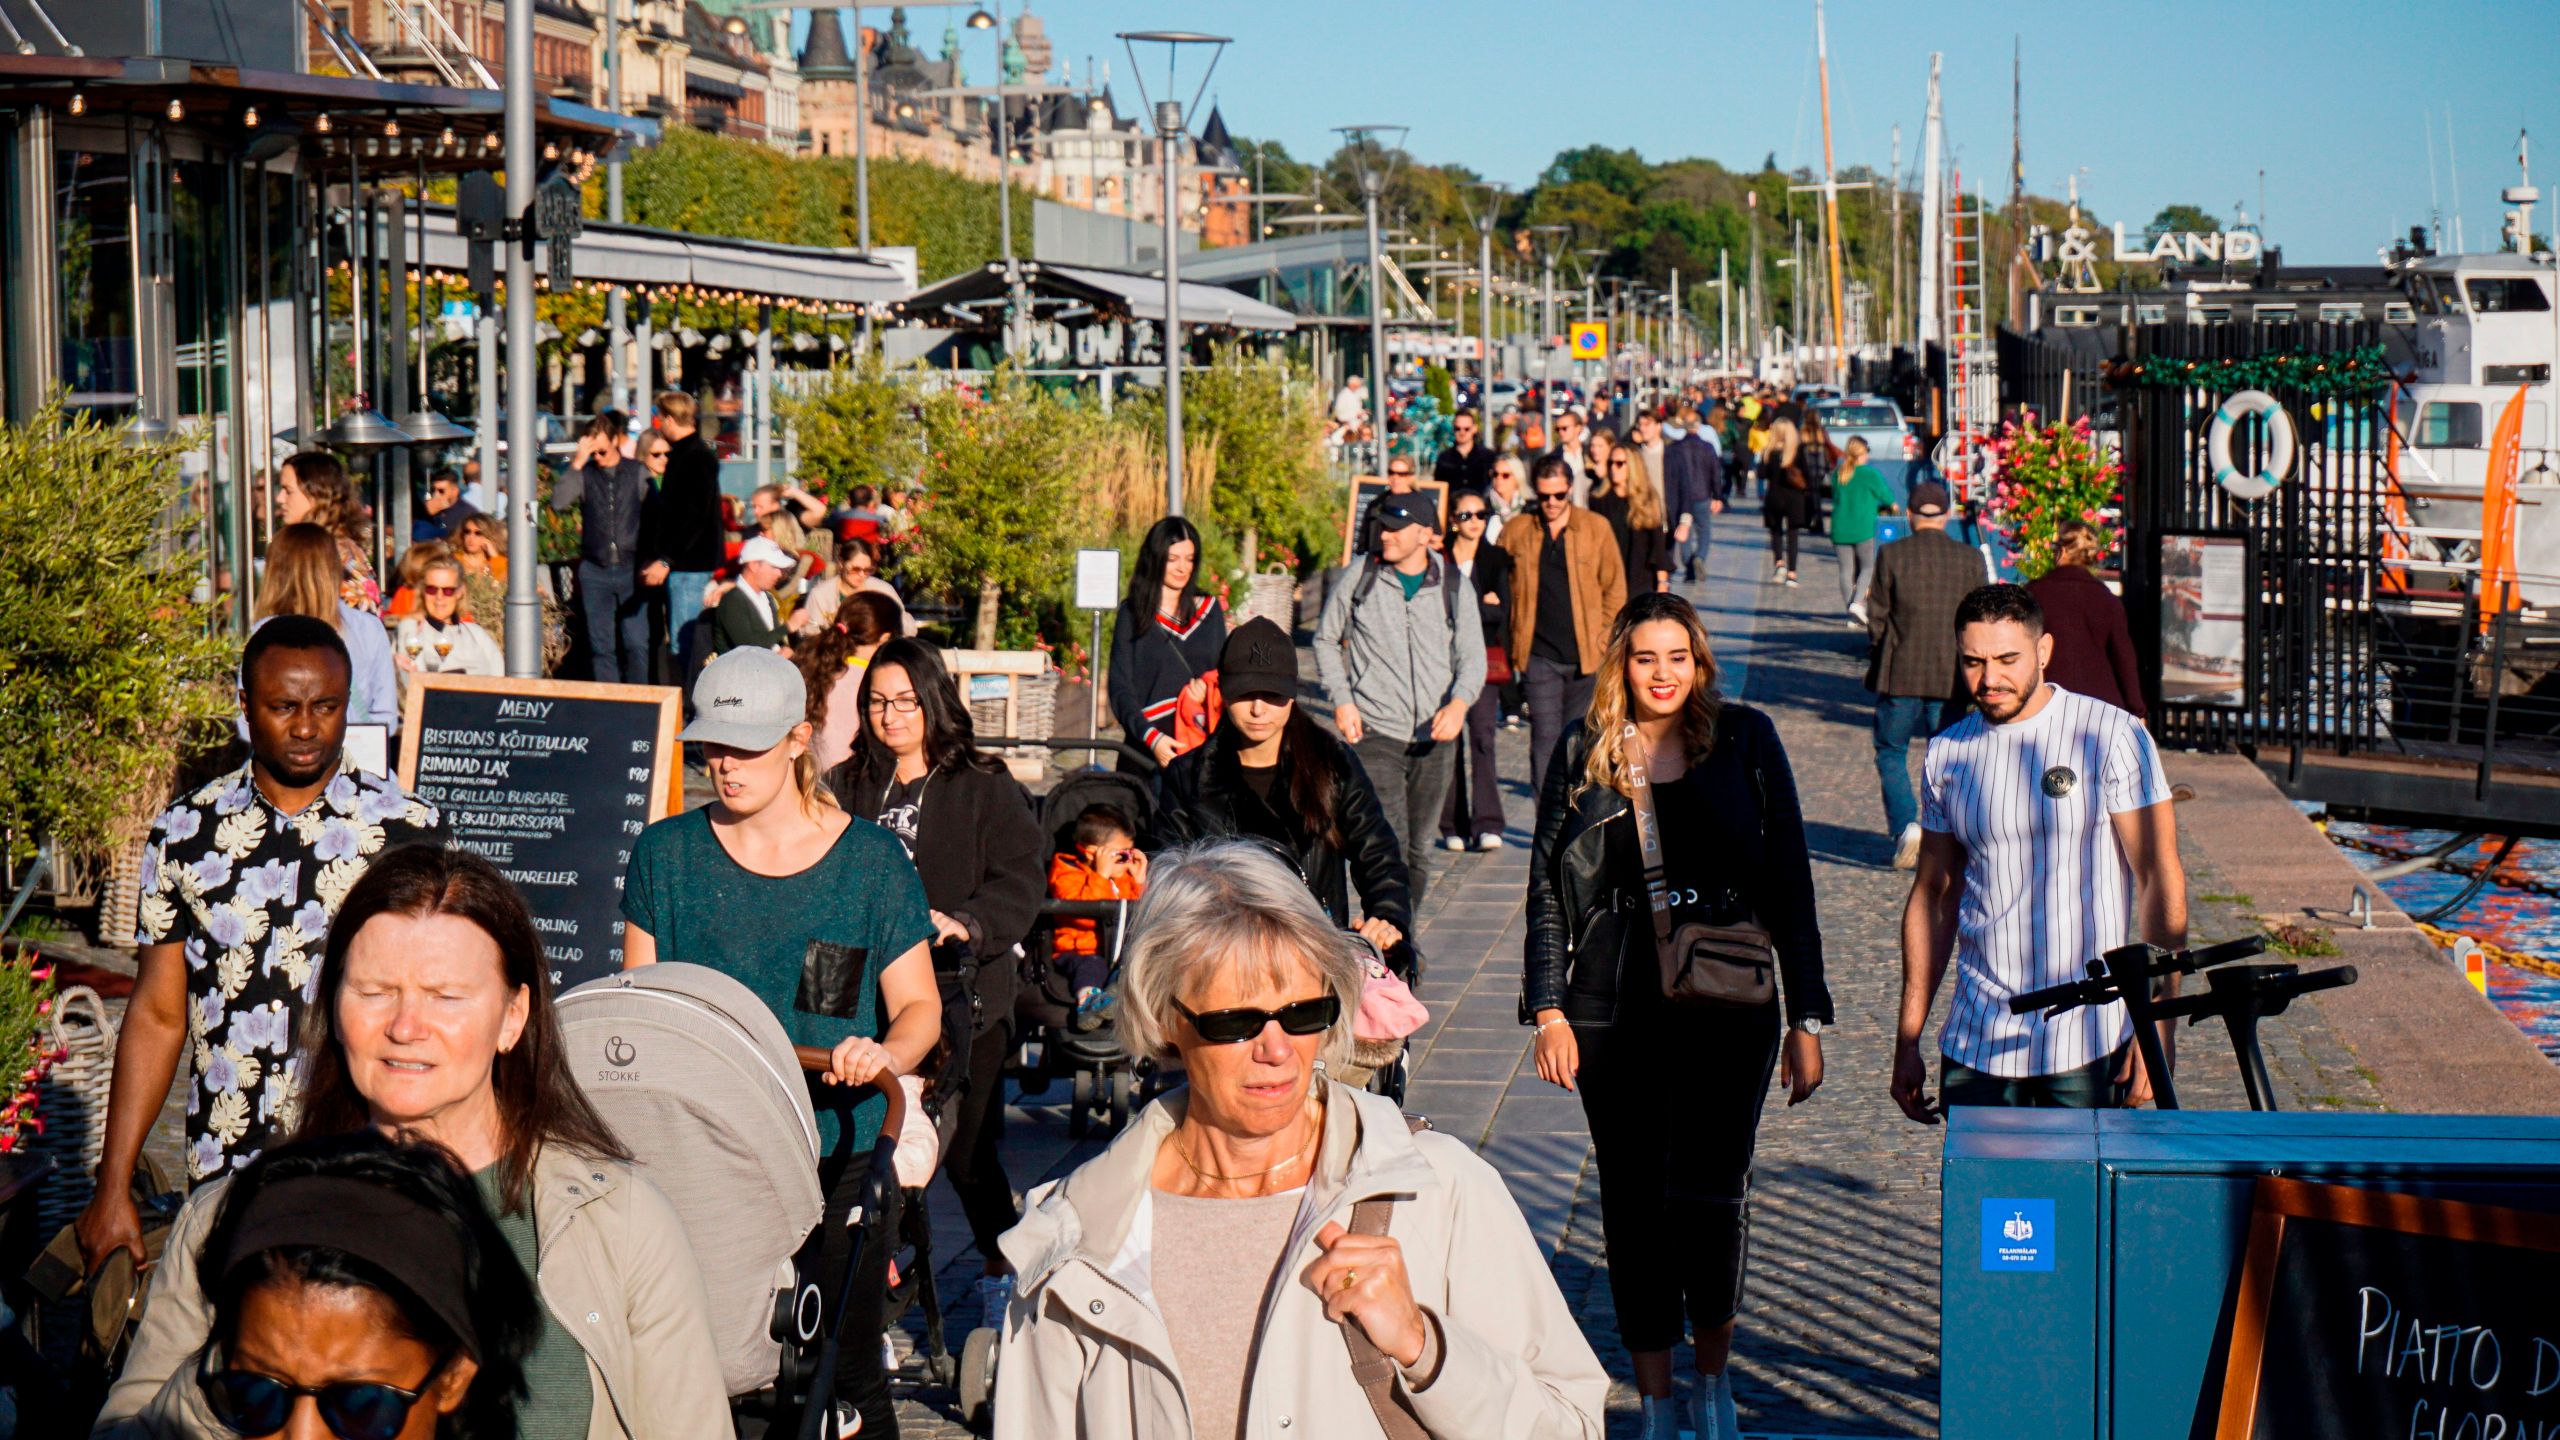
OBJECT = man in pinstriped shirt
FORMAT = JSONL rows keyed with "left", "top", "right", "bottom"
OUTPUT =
{"left": 1889, "top": 584, "right": 2190, "bottom": 1121}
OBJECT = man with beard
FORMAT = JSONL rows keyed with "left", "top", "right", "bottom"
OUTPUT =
{"left": 1888, "top": 583, "right": 2186, "bottom": 1122}
{"left": 76, "top": 616, "right": 444, "bottom": 1267}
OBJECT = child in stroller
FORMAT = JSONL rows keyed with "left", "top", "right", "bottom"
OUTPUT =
{"left": 1044, "top": 802, "right": 1148, "bottom": 1013}
{"left": 1008, "top": 746, "right": 1162, "bottom": 1138}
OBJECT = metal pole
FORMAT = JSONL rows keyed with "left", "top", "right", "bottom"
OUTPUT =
{"left": 1719, "top": 248, "right": 1730, "bottom": 367}
{"left": 1363, "top": 170, "right": 1386, "bottom": 479}
{"left": 605, "top": 0, "right": 626, "bottom": 412}
{"left": 754, "top": 300, "right": 773, "bottom": 489}
{"left": 503, "top": 0, "right": 540, "bottom": 677}
{"left": 1160, "top": 99, "right": 1186, "bottom": 516}
{"left": 1539, "top": 247, "right": 1554, "bottom": 442}
{"left": 853, "top": 3, "right": 872, "bottom": 251}
{"left": 1477, "top": 214, "right": 1493, "bottom": 434}
{"left": 993, "top": 0, "right": 1019, "bottom": 357}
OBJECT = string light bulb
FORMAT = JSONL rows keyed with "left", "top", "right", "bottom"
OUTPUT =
{"left": 543, "top": 141, "right": 558, "bottom": 161}
{"left": 316, "top": 112, "right": 332, "bottom": 133}
{"left": 67, "top": 91, "right": 83, "bottom": 116}
{"left": 243, "top": 106, "right": 259, "bottom": 128}
{"left": 440, "top": 126, "right": 456, "bottom": 148}
{"left": 384, "top": 118, "right": 400, "bottom": 137}
{"left": 166, "top": 98, "right": 184, "bottom": 121}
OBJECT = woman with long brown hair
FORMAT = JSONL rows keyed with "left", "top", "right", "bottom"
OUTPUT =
{"left": 1591, "top": 444, "right": 1674, "bottom": 597}
{"left": 99, "top": 844, "right": 733, "bottom": 1439}
{"left": 276, "top": 450, "right": 380, "bottom": 612}
{"left": 1521, "top": 591, "right": 1831, "bottom": 1440}
{"left": 254, "top": 522, "right": 401, "bottom": 731}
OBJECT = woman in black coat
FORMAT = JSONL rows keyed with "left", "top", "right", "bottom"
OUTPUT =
{"left": 1154, "top": 618, "right": 1416, "bottom": 974}
{"left": 1521, "top": 592, "right": 1831, "bottom": 1440}
{"left": 1106, "top": 516, "right": 1227, "bottom": 767}
{"left": 1439, "top": 491, "right": 1515, "bottom": 848}
{"left": 825, "top": 637, "right": 1046, "bottom": 1284}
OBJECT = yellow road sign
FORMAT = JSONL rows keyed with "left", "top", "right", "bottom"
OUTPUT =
{"left": 1568, "top": 321, "right": 1608, "bottom": 360}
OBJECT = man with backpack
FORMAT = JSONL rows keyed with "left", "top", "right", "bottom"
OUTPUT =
{"left": 1315, "top": 492, "right": 1487, "bottom": 907}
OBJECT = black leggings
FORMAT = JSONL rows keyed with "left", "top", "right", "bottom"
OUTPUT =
{"left": 940, "top": 1017, "right": 1021, "bottom": 1260}
{"left": 1764, "top": 487, "right": 1811, "bottom": 570}
{"left": 816, "top": 1136, "right": 900, "bottom": 1434}
{"left": 1575, "top": 1001, "right": 1782, "bottom": 1352}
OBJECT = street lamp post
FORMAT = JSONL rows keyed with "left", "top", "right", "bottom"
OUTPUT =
{"left": 502, "top": 0, "right": 539, "bottom": 676}
{"left": 1339, "top": 125, "right": 1409, "bottom": 482}
{"left": 1466, "top": 181, "right": 1505, "bottom": 436}
{"left": 1122, "top": 30, "right": 1230, "bottom": 518}
{"left": 1527, "top": 223, "right": 1566, "bottom": 440}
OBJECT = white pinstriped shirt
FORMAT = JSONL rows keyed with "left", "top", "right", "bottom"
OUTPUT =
{"left": 1922, "top": 685, "right": 2171, "bottom": 1077}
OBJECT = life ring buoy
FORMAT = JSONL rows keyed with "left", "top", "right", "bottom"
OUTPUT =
{"left": 2210, "top": 390, "right": 2296, "bottom": 501}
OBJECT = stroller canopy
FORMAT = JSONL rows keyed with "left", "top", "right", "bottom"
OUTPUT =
{"left": 559, "top": 962, "right": 825, "bottom": 1397}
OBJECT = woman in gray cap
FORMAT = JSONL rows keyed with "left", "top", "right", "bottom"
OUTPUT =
{"left": 621, "top": 645, "right": 943, "bottom": 1438}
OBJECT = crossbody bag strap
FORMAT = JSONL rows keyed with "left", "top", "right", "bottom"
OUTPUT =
{"left": 1623, "top": 722, "right": 1675, "bottom": 961}
{"left": 1339, "top": 1115, "right": 1433, "bottom": 1440}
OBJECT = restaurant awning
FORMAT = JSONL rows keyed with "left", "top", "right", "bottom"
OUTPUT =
{"left": 416, "top": 205, "right": 914, "bottom": 306}
{"left": 897, "top": 260, "right": 1298, "bottom": 332}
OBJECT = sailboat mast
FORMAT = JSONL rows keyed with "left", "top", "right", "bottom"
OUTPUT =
{"left": 1816, "top": 0, "right": 1849, "bottom": 387}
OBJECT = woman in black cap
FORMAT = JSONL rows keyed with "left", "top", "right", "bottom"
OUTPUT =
{"left": 108, "top": 1129, "right": 538, "bottom": 1439}
{"left": 1154, "top": 617, "right": 1416, "bottom": 975}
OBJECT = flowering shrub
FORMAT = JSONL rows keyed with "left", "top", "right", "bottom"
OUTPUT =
{"left": 0, "top": 947, "right": 63, "bottom": 1155}
{"left": 1981, "top": 416, "right": 2123, "bottom": 581}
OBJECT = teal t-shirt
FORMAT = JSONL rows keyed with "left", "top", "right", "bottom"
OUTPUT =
{"left": 1829, "top": 463, "right": 1897, "bottom": 545}
{"left": 620, "top": 808, "right": 935, "bottom": 1154}
{"left": 1395, "top": 565, "right": 1427, "bottom": 600}
{"left": 473, "top": 1165, "right": 594, "bottom": 1440}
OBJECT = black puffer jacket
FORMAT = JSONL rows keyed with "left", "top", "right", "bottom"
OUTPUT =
{"left": 827, "top": 756, "right": 1048, "bottom": 1019}
{"left": 1154, "top": 724, "right": 1415, "bottom": 968}
{"left": 1521, "top": 707, "right": 1831, "bottom": 1028}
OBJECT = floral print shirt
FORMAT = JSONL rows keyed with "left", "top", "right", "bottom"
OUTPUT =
{"left": 135, "top": 754, "right": 442, "bottom": 1181}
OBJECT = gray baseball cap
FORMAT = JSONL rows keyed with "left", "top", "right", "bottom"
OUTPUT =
{"left": 681, "top": 647, "right": 807, "bottom": 750}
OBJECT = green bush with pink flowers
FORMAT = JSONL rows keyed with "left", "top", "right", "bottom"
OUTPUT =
{"left": 1980, "top": 416, "right": 2123, "bottom": 581}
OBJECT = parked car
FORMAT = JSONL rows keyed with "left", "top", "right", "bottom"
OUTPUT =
{"left": 1811, "top": 396, "right": 1919, "bottom": 501}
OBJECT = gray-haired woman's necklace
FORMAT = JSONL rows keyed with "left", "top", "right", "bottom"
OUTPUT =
{"left": 1174, "top": 1091, "right": 1325, "bottom": 1186}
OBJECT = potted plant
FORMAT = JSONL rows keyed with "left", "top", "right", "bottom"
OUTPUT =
{"left": 1980, "top": 415, "right": 2123, "bottom": 581}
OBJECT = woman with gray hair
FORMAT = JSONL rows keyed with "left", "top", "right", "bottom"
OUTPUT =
{"left": 994, "top": 840, "right": 1606, "bottom": 1440}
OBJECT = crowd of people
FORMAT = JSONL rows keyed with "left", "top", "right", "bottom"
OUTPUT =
{"left": 61, "top": 366, "right": 2177, "bottom": 1440}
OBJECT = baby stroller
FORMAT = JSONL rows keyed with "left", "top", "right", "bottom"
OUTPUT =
{"left": 987, "top": 735, "right": 1164, "bottom": 1138}
{"left": 556, "top": 962, "right": 909, "bottom": 1438}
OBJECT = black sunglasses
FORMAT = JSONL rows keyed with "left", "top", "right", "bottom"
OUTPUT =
{"left": 1173, "top": 994, "right": 1341, "bottom": 1045}
{"left": 1455, "top": 508, "right": 1487, "bottom": 520}
{"left": 202, "top": 1353, "right": 453, "bottom": 1440}
{"left": 1535, "top": 489, "right": 1573, "bottom": 504}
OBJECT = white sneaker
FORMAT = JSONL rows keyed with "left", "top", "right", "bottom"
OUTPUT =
{"left": 1893, "top": 823, "right": 1924, "bottom": 870}
{"left": 1785, "top": 572, "right": 1801, "bottom": 588}
{"left": 1769, "top": 563, "right": 1787, "bottom": 584}
{"left": 1689, "top": 1371, "right": 1740, "bottom": 1440}
{"left": 1474, "top": 832, "right": 1505, "bottom": 851}
{"left": 1849, "top": 600, "right": 1869, "bottom": 626}
{"left": 1440, "top": 835, "right": 1469, "bottom": 852}
{"left": 1637, "top": 1394, "right": 1682, "bottom": 1440}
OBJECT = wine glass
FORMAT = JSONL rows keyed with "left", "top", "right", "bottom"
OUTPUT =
{"left": 433, "top": 637, "right": 455, "bottom": 666}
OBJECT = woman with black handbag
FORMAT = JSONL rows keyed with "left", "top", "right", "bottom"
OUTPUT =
{"left": 1519, "top": 591, "right": 1831, "bottom": 1440}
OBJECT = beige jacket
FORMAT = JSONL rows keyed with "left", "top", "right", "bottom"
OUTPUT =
{"left": 94, "top": 1145, "right": 730, "bottom": 1440}
{"left": 992, "top": 1081, "right": 1607, "bottom": 1440}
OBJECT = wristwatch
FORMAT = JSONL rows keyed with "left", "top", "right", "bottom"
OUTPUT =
{"left": 1792, "top": 1017, "right": 1825, "bottom": 1037}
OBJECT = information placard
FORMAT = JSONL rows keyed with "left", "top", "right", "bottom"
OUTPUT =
{"left": 1075, "top": 548, "right": 1121, "bottom": 612}
{"left": 398, "top": 675, "right": 682, "bottom": 988}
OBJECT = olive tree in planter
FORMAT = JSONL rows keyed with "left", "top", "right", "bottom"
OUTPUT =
{"left": 905, "top": 370, "right": 1097, "bottom": 651}
{"left": 0, "top": 400, "right": 237, "bottom": 933}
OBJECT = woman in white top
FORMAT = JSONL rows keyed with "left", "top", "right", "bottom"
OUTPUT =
{"left": 394, "top": 556, "right": 506, "bottom": 701}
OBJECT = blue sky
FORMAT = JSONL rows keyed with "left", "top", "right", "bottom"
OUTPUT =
{"left": 837, "top": 0, "right": 2560, "bottom": 264}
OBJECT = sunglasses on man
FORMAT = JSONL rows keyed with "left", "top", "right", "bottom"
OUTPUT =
{"left": 1174, "top": 994, "right": 1342, "bottom": 1044}
{"left": 1535, "top": 488, "right": 1573, "bottom": 506}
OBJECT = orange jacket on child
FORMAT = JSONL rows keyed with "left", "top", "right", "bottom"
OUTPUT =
{"left": 1047, "top": 852, "right": 1142, "bottom": 956}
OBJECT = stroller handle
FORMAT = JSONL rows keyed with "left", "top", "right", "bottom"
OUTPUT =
{"left": 979, "top": 734, "right": 1159, "bottom": 772}
{"left": 792, "top": 1047, "right": 909, "bottom": 1142}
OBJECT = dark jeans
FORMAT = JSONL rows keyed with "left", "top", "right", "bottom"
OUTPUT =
{"left": 577, "top": 559, "right": 651, "bottom": 684}
{"left": 1678, "top": 501, "right": 1716, "bottom": 580}
{"left": 939, "top": 1017, "right": 1020, "bottom": 1261}
{"left": 1764, "top": 488, "right": 1811, "bottom": 571}
{"left": 1872, "top": 694, "right": 1940, "bottom": 838}
{"left": 1353, "top": 732, "right": 1458, "bottom": 910}
{"left": 1525, "top": 654, "right": 1597, "bottom": 803}
{"left": 1438, "top": 683, "right": 1505, "bottom": 842}
{"left": 1576, "top": 1001, "right": 1783, "bottom": 1351}
{"left": 816, "top": 1137, "right": 899, "bottom": 1433}
{"left": 1942, "top": 1044, "right": 2130, "bottom": 1109}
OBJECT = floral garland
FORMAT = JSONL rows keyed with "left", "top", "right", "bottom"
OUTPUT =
{"left": 2121, "top": 344, "right": 2391, "bottom": 397}
{"left": 1981, "top": 416, "right": 2125, "bottom": 582}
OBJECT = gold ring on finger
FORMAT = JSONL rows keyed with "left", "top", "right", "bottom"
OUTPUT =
{"left": 1340, "top": 1269, "right": 1359, "bottom": 1292}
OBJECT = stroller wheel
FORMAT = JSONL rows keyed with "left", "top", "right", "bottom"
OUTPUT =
{"left": 1107, "top": 1070, "right": 1133, "bottom": 1133}
{"left": 959, "top": 1326, "right": 1000, "bottom": 1434}
{"left": 1068, "top": 1069, "right": 1094, "bottom": 1139}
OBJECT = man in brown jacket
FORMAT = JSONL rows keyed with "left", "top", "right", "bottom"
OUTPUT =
{"left": 1500, "top": 453, "right": 1629, "bottom": 798}
{"left": 1864, "top": 481, "right": 1988, "bottom": 867}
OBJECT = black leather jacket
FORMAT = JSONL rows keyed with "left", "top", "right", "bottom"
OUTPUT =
{"left": 1154, "top": 725, "right": 1415, "bottom": 968}
{"left": 1521, "top": 710, "right": 1832, "bottom": 1028}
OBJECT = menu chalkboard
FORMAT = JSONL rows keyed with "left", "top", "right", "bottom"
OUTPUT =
{"left": 397, "top": 675, "right": 682, "bottom": 989}
{"left": 2215, "top": 1176, "right": 2560, "bottom": 1440}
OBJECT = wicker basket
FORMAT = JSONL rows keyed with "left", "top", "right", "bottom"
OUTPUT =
{"left": 1238, "top": 566, "right": 1297, "bottom": 634}
{"left": 32, "top": 985, "right": 117, "bottom": 1241}
{"left": 969, "top": 671, "right": 1059, "bottom": 745}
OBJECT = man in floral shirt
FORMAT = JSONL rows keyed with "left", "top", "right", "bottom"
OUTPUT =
{"left": 76, "top": 616, "right": 442, "bottom": 1268}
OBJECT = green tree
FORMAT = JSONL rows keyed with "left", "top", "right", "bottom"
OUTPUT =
{"left": 905, "top": 370, "right": 1096, "bottom": 648}
{"left": 0, "top": 399, "right": 236, "bottom": 870}
{"left": 2147, "top": 203, "right": 2221, "bottom": 239}
{"left": 776, "top": 354, "right": 920, "bottom": 503}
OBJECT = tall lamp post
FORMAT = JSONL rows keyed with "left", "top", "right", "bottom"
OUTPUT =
{"left": 1122, "top": 30, "right": 1230, "bottom": 518}
{"left": 1527, "top": 223, "right": 1567, "bottom": 440}
{"left": 501, "top": 0, "right": 539, "bottom": 675}
{"left": 1461, "top": 181, "right": 1505, "bottom": 436}
{"left": 1335, "top": 126, "right": 1407, "bottom": 481}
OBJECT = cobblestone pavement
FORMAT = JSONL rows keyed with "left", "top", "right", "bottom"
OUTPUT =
{"left": 882, "top": 510, "right": 2380, "bottom": 1438}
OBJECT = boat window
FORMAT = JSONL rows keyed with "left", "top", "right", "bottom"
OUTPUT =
{"left": 2319, "top": 303, "right": 2364, "bottom": 323}
{"left": 2054, "top": 305, "right": 2102, "bottom": 326}
{"left": 2253, "top": 303, "right": 2299, "bottom": 323}
{"left": 2406, "top": 275, "right": 2456, "bottom": 315}
{"left": 2462, "top": 277, "right": 2551, "bottom": 313}
{"left": 2384, "top": 301, "right": 2416, "bottom": 324}
{"left": 2136, "top": 304, "right": 2168, "bottom": 324}
{"left": 2195, "top": 304, "right": 2232, "bottom": 323}
{"left": 2414, "top": 401, "right": 2483, "bottom": 448}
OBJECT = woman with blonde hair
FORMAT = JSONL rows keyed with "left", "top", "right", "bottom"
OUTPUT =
{"left": 253, "top": 522, "right": 401, "bottom": 731}
{"left": 275, "top": 450, "right": 380, "bottom": 612}
{"left": 1591, "top": 443, "right": 1674, "bottom": 597}
{"left": 393, "top": 552, "right": 506, "bottom": 701}
{"left": 1522, "top": 591, "right": 1830, "bottom": 1440}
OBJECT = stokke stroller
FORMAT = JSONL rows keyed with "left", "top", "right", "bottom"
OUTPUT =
{"left": 557, "top": 962, "right": 904, "bottom": 1438}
